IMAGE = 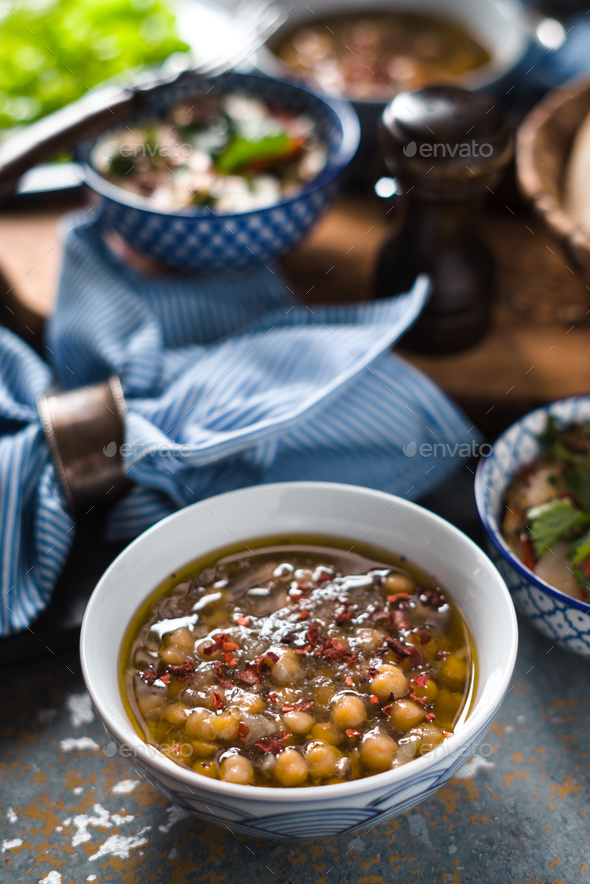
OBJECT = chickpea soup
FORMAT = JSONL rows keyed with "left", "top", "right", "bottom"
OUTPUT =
{"left": 121, "top": 537, "right": 474, "bottom": 787}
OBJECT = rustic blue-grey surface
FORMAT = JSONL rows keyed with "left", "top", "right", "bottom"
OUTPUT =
{"left": 1, "top": 611, "right": 589, "bottom": 884}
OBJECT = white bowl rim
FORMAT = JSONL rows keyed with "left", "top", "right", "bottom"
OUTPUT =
{"left": 475, "top": 395, "right": 590, "bottom": 615}
{"left": 81, "top": 480, "right": 518, "bottom": 804}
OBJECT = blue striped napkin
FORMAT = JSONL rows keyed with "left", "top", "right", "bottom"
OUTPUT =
{"left": 0, "top": 217, "right": 478, "bottom": 634}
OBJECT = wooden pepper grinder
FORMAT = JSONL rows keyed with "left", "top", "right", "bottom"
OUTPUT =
{"left": 374, "top": 86, "right": 513, "bottom": 354}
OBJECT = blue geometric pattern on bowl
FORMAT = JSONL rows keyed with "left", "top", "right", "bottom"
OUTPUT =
{"left": 79, "top": 72, "right": 360, "bottom": 270}
{"left": 103, "top": 712, "right": 498, "bottom": 840}
{"left": 475, "top": 396, "right": 590, "bottom": 657}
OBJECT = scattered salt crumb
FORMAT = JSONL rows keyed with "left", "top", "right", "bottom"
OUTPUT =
{"left": 1, "top": 838, "right": 22, "bottom": 853}
{"left": 517, "top": 715, "right": 525, "bottom": 724}
{"left": 59, "top": 737, "right": 99, "bottom": 753}
{"left": 158, "top": 805, "right": 190, "bottom": 833}
{"left": 454, "top": 756, "right": 494, "bottom": 779}
{"left": 87, "top": 877, "right": 97, "bottom": 882}
{"left": 6, "top": 807, "right": 17, "bottom": 823}
{"left": 168, "top": 847, "right": 179, "bottom": 860}
{"left": 55, "top": 827, "right": 63, "bottom": 833}
{"left": 66, "top": 805, "right": 134, "bottom": 848}
{"left": 345, "top": 835, "right": 364, "bottom": 852}
{"left": 39, "top": 873, "right": 61, "bottom": 884}
{"left": 504, "top": 725, "right": 513, "bottom": 734}
{"left": 37, "top": 708, "right": 58, "bottom": 724}
{"left": 449, "top": 844, "right": 457, "bottom": 854}
{"left": 89, "top": 828, "right": 151, "bottom": 861}
{"left": 407, "top": 813, "right": 431, "bottom": 846}
{"left": 111, "top": 779, "right": 139, "bottom": 796}
{"left": 66, "top": 692, "right": 94, "bottom": 728}
{"left": 73, "top": 786, "right": 84, "bottom": 796}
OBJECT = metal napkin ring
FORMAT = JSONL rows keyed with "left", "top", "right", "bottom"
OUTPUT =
{"left": 37, "top": 376, "right": 131, "bottom": 511}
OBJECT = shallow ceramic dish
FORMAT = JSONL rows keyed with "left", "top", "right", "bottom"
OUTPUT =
{"left": 81, "top": 481, "right": 517, "bottom": 840}
{"left": 78, "top": 71, "right": 359, "bottom": 270}
{"left": 476, "top": 397, "right": 590, "bottom": 658}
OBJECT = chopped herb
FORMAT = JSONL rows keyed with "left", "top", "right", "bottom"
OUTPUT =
{"left": 527, "top": 498, "right": 590, "bottom": 558}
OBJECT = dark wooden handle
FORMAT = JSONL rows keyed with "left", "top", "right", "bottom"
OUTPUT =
{"left": 0, "top": 84, "right": 136, "bottom": 198}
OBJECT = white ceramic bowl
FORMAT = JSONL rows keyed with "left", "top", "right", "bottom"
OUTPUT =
{"left": 81, "top": 481, "right": 517, "bottom": 840}
{"left": 259, "top": 0, "right": 531, "bottom": 95}
{"left": 476, "top": 396, "right": 590, "bottom": 657}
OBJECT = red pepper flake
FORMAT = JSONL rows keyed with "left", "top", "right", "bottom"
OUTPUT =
{"left": 413, "top": 674, "right": 429, "bottom": 687}
{"left": 409, "top": 693, "right": 428, "bottom": 707}
{"left": 280, "top": 729, "right": 292, "bottom": 740}
{"left": 382, "top": 704, "right": 392, "bottom": 717}
{"left": 159, "top": 672, "right": 171, "bottom": 685}
{"left": 237, "top": 722, "right": 250, "bottom": 740}
{"left": 294, "top": 645, "right": 311, "bottom": 655}
{"left": 386, "top": 592, "right": 410, "bottom": 604}
{"left": 370, "top": 608, "right": 389, "bottom": 623}
{"left": 213, "top": 691, "right": 224, "bottom": 710}
{"left": 418, "top": 587, "right": 446, "bottom": 608}
{"left": 267, "top": 692, "right": 280, "bottom": 703}
{"left": 235, "top": 616, "right": 250, "bottom": 627}
{"left": 369, "top": 695, "right": 380, "bottom": 704}
{"left": 425, "top": 712, "right": 436, "bottom": 721}
{"left": 334, "top": 606, "right": 352, "bottom": 626}
{"left": 346, "top": 649, "right": 360, "bottom": 666}
{"left": 390, "top": 609, "right": 411, "bottom": 631}
{"left": 171, "top": 744, "right": 181, "bottom": 756}
{"left": 202, "top": 632, "right": 239, "bottom": 656}
{"left": 412, "top": 629, "right": 432, "bottom": 645}
{"left": 140, "top": 666, "right": 158, "bottom": 685}
{"left": 281, "top": 698, "right": 314, "bottom": 713}
{"left": 296, "top": 609, "right": 310, "bottom": 621}
{"left": 583, "top": 557, "right": 590, "bottom": 580}
{"left": 345, "top": 729, "right": 361, "bottom": 738}
{"left": 213, "top": 662, "right": 234, "bottom": 689}
{"left": 408, "top": 646, "right": 423, "bottom": 668}
{"left": 438, "top": 650, "right": 450, "bottom": 660}
{"left": 306, "top": 621, "right": 320, "bottom": 646}
{"left": 256, "top": 737, "right": 285, "bottom": 755}
{"left": 384, "top": 637, "right": 412, "bottom": 659}
{"left": 168, "top": 660, "right": 195, "bottom": 683}
{"left": 345, "top": 677, "right": 354, "bottom": 686}
{"left": 359, "top": 667, "right": 379, "bottom": 685}
{"left": 443, "top": 730, "right": 453, "bottom": 739}
{"left": 224, "top": 651, "right": 238, "bottom": 666}
{"left": 234, "top": 661, "right": 262, "bottom": 686}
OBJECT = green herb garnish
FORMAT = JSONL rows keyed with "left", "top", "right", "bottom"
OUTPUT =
{"left": 527, "top": 498, "right": 590, "bottom": 558}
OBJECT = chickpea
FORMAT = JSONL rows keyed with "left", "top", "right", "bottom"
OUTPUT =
{"left": 384, "top": 573, "right": 415, "bottom": 594}
{"left": 371, "top": 664, "right": 408, "bottom": 701}
{"left": 359, "top": 729, "right": 398, "bottom": 771}
{"left": 137, "top": 693, "right": 166, "bottom": 722}
{"left": 390, "top": 698, "right": 426, "bottom": 732}
{"left": 221, "top": 753, "right": 255, "bottom": 785}
{"left": 271, "top": 649, "right": 303, "bottom": 685}
{"left": 354, "top": 628, "right": 387, "bottom": 653}
{"left": 411, "top": 677, "right": 438, "bottom": 703}
{"left": 210, "top": 712, "right": 239, "bottom": 741}
{"left": 282, "top": 711, "right": 314, "bottom": 734}
{"left": 169, "top": 627, "right": 195, "bottom": 651}
{"left": 160, "top": 645, "right": 186, "bottom": 666}
{"left": 434, "top": 688, "right": 462, "bottom": 722}
{"left": 163, "top": 703, "right": 188, "bottom": 726}
{"left": 191, "top": 740, "right": 217, "bottom": 757}
{"left": 193, "top": 760, "right": 219, "bottom": 778}
{"left": 309, "top": 722, "right": 343, "bottom": 745}
{"left": 313, "top": 682, "right": 335, "bottom": 706}
{"left": 440, "top": 654, "right": 468, "bottom": 690}
{"left": 186, "top": 707, "right": 216, "bottom": 740}
{"left": 331, "top": 694, "right": 366, "bottom": 730}
{"left": 273, "top": 748, "right": 310, "bottom": 786}
{"left": 407, "top": 723, "right": 444, "bottom": 752}
{"left": 230, "top": 690, "right": 266, "bottom": 714}
{"left": 306, "top": 741, "right": 339, "bottom": 778}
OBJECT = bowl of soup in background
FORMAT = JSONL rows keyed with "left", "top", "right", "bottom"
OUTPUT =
{"left": 257, "top": 0, "right": 531, "bottom": 177}
{"left": 81, "top": 481, "right": 517, "bottom": 840}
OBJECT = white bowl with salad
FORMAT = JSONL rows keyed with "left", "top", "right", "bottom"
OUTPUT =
{"left": 475, "top": 396, "right": 590, "bottom": 657}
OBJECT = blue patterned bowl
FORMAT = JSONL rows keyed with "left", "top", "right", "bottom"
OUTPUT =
{"left": 81, "top": 481, "right": 516, "bottom": 840}
{"left": 475, "top": 397, "right": 590, "bottom": 657}
{"left": 78, "top": 72, "right": 359, "bottom": 270}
